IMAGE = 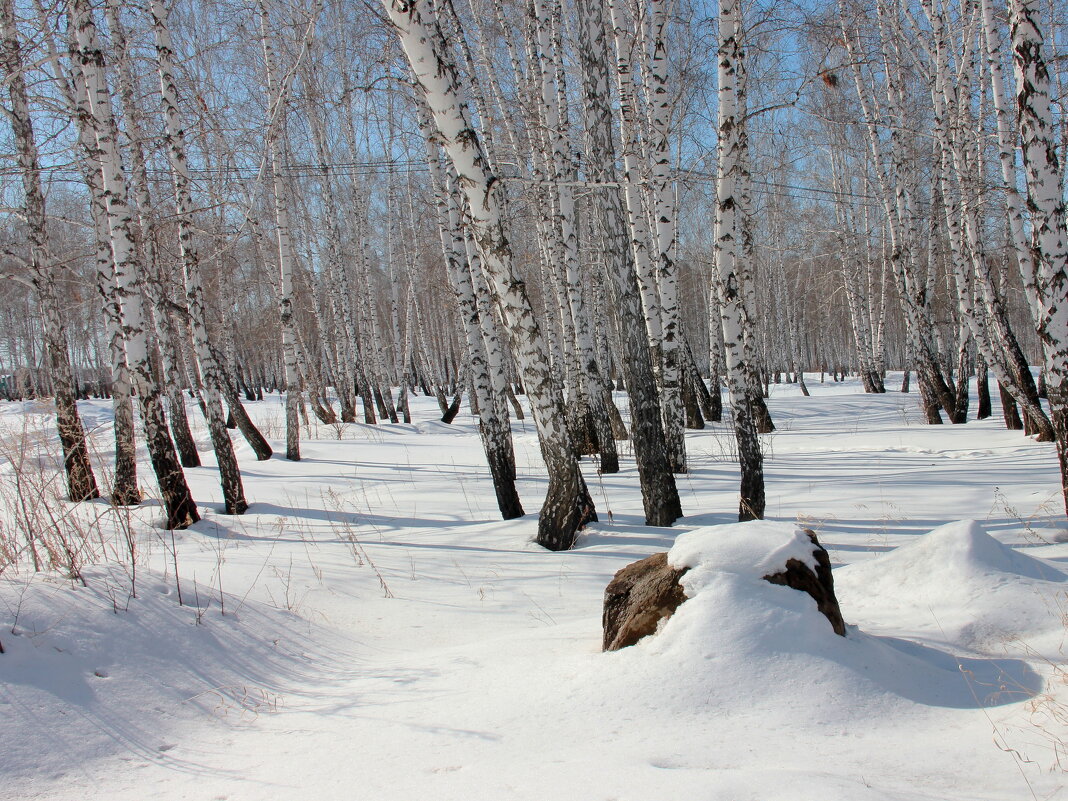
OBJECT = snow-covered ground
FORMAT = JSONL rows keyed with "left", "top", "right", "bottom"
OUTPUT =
{"left": 2, "top": 375, "right": 1066, "bottom": 800}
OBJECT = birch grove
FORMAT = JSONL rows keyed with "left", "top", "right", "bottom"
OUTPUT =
{"left": 0, "top": 0, "right": 1063, "bottom": 548}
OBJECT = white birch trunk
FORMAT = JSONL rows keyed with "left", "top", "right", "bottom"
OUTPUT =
{"left": 842, "top": 5, "right": 957, "bottom": 421}
{"left": 923, "top": 0, "right": 1052, "bottom": 436}
{"left": 576, "top": 0, "right": 680, "bottom": 523}
{"left": 606, "top": 0, "right": 665, "bottom": 356}
{"left": 104, "top": 0, "right": 200, "bottom": 472}
{"left": 69, "top": 0, "right": 199, "bottom": 528}
{"left": 383, "top": 0, "right": 595, "bottom": 550}
{"left": 153, "top": 0, "right": 249, "bottom": 513}
{"left": 43, "top": 9, "right": 142, "bottom": 505}
{"left": 257, "top": 5, "right": 301, "bottom": 460}
{"left": 647, "top": 0, "right": 686, "bottom": 471}
{"left": 1009, "top": 0, "right": 1068, "bottom": 513}
{"left": 715, "top": 0, "right": 764, "bottom": 521}
{"left": 417, "top": 97, "right": 521, "bottom": 517}
{"left": 0, "top": 0, "right": 99, "bottom": 503}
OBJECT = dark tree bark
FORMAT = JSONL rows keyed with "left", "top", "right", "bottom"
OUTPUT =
{"left": 999, "top": 382, "right": 1025, "bottom": 430}
{"left": 441, "top": 388, "right": 463, "bottom": 424}
{"left": 976, "top": 359, "right": 992, "bottom": 420}
{"left": 218, "top": 367, "right": 273, "bottom": 460}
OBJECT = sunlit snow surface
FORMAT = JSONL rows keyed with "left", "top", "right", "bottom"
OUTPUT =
{"left": 1, "top": 375, "right": 1066, "bottom": 800}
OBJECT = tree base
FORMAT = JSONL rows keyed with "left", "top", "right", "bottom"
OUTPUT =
{"left": 536, "top": 472, "right": 597, "bottom": 551}
{"left": 111, "top": 487, "right": 142, "bottom": 507}
{"left": 164, "top": 495, "right": 200, "bottom": 530}
{"left": 224, "top": 498, "right": 249, "bottom": 516}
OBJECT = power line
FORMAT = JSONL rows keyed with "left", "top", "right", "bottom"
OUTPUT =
{"left": 0, "top": 156, "right": 881, "bottom": 206}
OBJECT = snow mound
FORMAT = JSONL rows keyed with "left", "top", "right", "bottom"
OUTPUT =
{"left": 647, "top": 522, "right": 845, "bottom": 677}
{"left": 835, "top": 520, "right": 1066, "bottom": 649}
{"left": 580, "top": 522, "right": 1042, "bottom": 716}
{"left": 846, "top": 519, "right": 1061, "bottom": 581}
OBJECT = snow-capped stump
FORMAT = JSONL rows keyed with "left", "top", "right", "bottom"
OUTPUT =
{"left": 603, "top": 522, "right": 846, "bottom": 651}
{"left": 602, "top": 552, "right": 690, "bottom": 651}
{"left": 762, "top": 529, "right": 846, "bottom": 636}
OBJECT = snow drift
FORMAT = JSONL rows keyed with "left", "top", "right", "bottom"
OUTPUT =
{"left": 584, "top": 522, "right": 1043, "bottom": 716}
{"left": 835, "top": 519, "right": 1067, "bottom": 649}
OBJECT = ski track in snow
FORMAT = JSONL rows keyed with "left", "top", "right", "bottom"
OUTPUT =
{"left": 1, "top": 375, "right": 1066, "bottom": 801}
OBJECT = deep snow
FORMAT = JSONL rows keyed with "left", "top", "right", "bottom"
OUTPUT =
{"left": 1, "top": 375, "right": 1066, "bottom": 800}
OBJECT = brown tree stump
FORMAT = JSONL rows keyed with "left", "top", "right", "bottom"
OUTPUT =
{"left": 762, "top": 530, "right": 846, "bottom": 636}
{"left": 602, "top": 552, "right": 690, "bottom": 651}
{"left": 602, "top": 529, "right": 846, "bottom": 651}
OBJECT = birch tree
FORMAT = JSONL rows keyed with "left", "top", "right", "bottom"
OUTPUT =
{"left": 647, "top": 0, "right": 687, "bottom": 472}
{"left": 0, "top": 0, "right": 98, "bottom": 503}
{"left": 920, "top": 0, "right": 1052, "bottom": 438}
{"left": 258, "top": 1, "right": 307, "bottom": 461}
{"left": 102, "top": 0, "right": 203, "bottom": 473}
{"left": 153, "top": 0, "right": 248, "bottom": 514}
{"left": 1009, "top": 0, "right": 1068, "bottom": 512}
{"left": 417, "top": 95, "right": 523, "bottom": 519}
{"left": 840, "top": 1, "right": 958, "bottom": 423}
{"left": 716, "top": 0, "right": 765, "bottom": 521}
{"left": 577, "top": 0, "right": 681, "bottom": 526}
{"left": 68, "top": 0, "right": 199, "bottom": 528}
{"left": 34, "top": 3, "right": 142, "bottom": 505}
{"left": 530, "top": 0, "right": 616, "bottom": 469}
{"left": 383, "top": 0, "right": 596, "bottom": 550}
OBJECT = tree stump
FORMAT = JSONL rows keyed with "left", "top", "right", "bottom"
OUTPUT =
{"left": 602, "top": 552, "right": 690, "bottom": 651}
{"left": 762, "top": 530, "right": 846, "bottom": 636}
{"left": 602, "top": 529, "right": 846, "bottom": 651}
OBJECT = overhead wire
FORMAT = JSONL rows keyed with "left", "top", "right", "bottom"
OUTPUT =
{"left": 0, "top": 155, "right": 884, "bottom": 207}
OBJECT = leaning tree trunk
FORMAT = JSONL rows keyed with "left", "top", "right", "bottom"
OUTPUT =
{"left": 843, "top": 5, "right": 957, "bottom": 422}
{"left": 924, "top": 0, "right": 1052, "bottom": 438}
{"left": 419, "top": 102, "right": 523, "bottom": 519}
{"left": 973, "top": 0, "right": 1052, "bottom": 439}
{"left": 0, "top": 0, "right": 98, "bottom": 503}
{"left": 153, "top": 0, "right": 247, "bottom": 513}
{"left": 104, "top": 0, "right": 200, "bottom": 472}
{"left": 69, "top": 0, "right": 198, "bottom": 529}
{"left": 210, "top": 245, "right": 274, "bottom": 462}
{"left": 384, "top": 0, "right": 595, "bottom": 550}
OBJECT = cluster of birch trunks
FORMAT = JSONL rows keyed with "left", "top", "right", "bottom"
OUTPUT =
{"left": 0, "top": 0, "right": 1064, "bottom": 550}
